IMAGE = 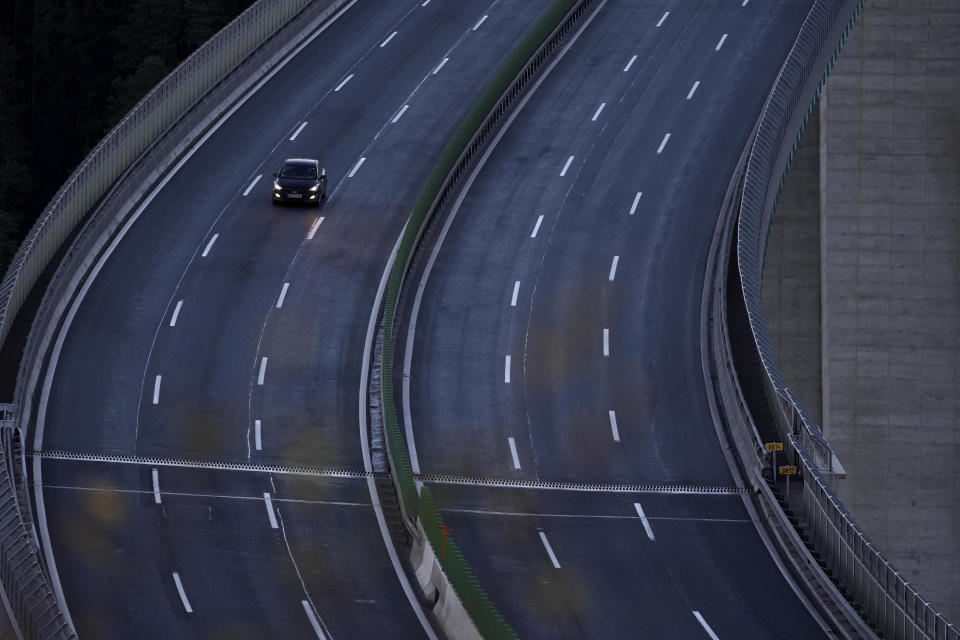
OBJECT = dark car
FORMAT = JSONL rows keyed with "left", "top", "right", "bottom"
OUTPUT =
{"left": 272, "top": 158, "right": 327, "bottom": 205}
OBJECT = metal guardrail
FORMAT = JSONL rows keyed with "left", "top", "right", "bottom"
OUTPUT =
{"left": 0, "top": 1, "right": 348, "bottom": 636}
{"left": 376, "top": 0, "right": 596, "bottom": 637}
{"left": 732, "top": 0, "right": 959, "bottom": 636}
{"left": 0, "top": 404, "right": 72, "bottom": 640}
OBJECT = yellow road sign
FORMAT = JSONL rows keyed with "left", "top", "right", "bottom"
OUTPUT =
{"left": 765, "top": 442, "right": 784, "bottom": 452}
{"left": 779, "top": 465, "right": 798, "bottom": 475}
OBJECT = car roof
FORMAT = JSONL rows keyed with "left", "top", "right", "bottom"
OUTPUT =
{"left": 282, "top": 158, "right": 318, "bottom": 166}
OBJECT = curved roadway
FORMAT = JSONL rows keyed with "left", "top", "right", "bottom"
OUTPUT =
{"left": 32, "top": 1, "right": 556, "bottom": 637}
{"left": 403, "top": 0, "right": 831, "bottom": 638}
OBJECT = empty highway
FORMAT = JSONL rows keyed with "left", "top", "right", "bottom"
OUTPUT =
{"left": 403, "top": 0, "right": 829, "bottom": 637}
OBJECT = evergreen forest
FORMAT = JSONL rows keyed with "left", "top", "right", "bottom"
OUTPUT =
{"left": 0, "top": 0, "right": 255, "bottom": 278}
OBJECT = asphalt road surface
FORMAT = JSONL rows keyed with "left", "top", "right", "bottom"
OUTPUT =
{"left": 404, "top": 0, "right": 831, "bottom": 637}
{"left": 32, "top": 0, "right": 557, "bottom": 637}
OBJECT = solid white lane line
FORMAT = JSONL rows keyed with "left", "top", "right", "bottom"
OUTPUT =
{"left": 657, "top": 133, "right": 671, "bottom": 154}
{"left": 172, "top": 572, "right": 193, "bottom": 613}
{"left": 634, "top": 502, "right": 656, "bottom": 540}
{"left": 255, "top": 419, "right": 262, "bottom": 451}
{"left": 334, "top": 74, "right": 353, "bottom": 91}
{"left": 609, "top": 410, "right": 620, "bottom": 442}
{"left": 656, "top": 11, "right": 669, "bottom": 27}
{"left": 289, "top": 121, "right": 308, "bottom": 141}
{"left": 243, "top": 174, "right": 262, "bottom": 196}
{"left": 422, "top": 0, "right": 430, "bottom": 5}
{"left": 504, "top": 355, "right": 511, "bottom": 383}
{"left": 169, "top": 300, "right": 183, "bottom": 327}
{"left": 687, "top": 80, "right": 700, "bottom": 100}
{"left": 715, "top": 34, "right": 728, "bottom": 51}
{"left": 348, "top": 157, "right": 366, "bottom": 177}
{"left": 276, "top": 283, "right": 290, "bottom": 309}
{"left": 630, "top": 191, "right": 643, "bottom": 215}
{"left": 264, "top": 492, "right": 279, "bottom": 529}
{"left": 380, "top": 31, "right": 397, "bottom": 47}
{"left": 307, "top": 216, "right": 324, "bottom": 240}
{"left": 152, "top": 468, "right": 161, "bottom": 504}
{"left": 472, "top": 15, "right": 488, "bottom": 30}
{"left": 432, "top": 57, "right": 449, "bottom": 75}
{"left": 508, "top": 437, "right": 521, "bottom": 469}
{"left": 624, "top": 54, "right": 637, "bottom": 72}
{"left": 693, "top": 611, "right": 720, "bottom": 640}
{"left": 609, "top": 256, "right": 619, "bottom": 281}
{"left": 152, "top": 376, "right": 161, "bottom": 405}
{"left": 302, "top": 601, "right": 329, "bottom": 640}
{"left": 591, "top": 102, "right": 606, "bottom": 121}
{"left": 511, "top": 281, "right": 520, "bottom": 307}
{"left": 392, "top": 104, "right": 410, "bottom": 123}
{"left": 531, "top": 214, "right": 544, "bottom": 238}
{"left": 603, "top": 328, "right": 610, "bottom": 357}
{"left": 201, "top": 233, "right": 218, "bottom": 257}
{"left": 539, "top": 531, "right": 561, "bottom": 568}
{"left": 258, "top": 357, "right": 268, "bottom": 386}
{"left": 560, "top": 155, "right": 574, "bottom": 176}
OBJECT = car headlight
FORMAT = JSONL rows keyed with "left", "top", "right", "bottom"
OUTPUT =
{"left": 308, "top": 184, "right": 319, "bottom": 192}
{"left": 273, "top": 181, "right": 282, "bottom": 191}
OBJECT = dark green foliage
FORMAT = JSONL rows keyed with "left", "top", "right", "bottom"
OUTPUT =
{"left": 0, "top": 0, "right": 254, "bottom": 278}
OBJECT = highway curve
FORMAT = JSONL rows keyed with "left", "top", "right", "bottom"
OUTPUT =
{"left": 31, "top": 0, "right": 558, "bottom": 637}
{"left": 403, "top": 0, "right": 832, "bottom": 637}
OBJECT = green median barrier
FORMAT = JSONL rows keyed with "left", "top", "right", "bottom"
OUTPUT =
{"left": 379, "top": 0, "right": 587, "bottom": 637}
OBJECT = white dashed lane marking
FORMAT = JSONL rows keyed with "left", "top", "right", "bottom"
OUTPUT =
{"left": 531, "top": 215, "right": 544, "bottom": 238}
{"left": 201, "top": 233, "right": 219, "bottom": 257}
{"left": 172, "top": 573, "right": 193, "bottom": 613}
{"left": 264, "top": 492, "right": 279, "bottom": 529}
{"left": 243, "top": 174, "right": 262, "bottom": 196}
{"left": 289, "top": 121, "right": 308, "bottom": 141}
{"left": 539, "top": 531, "right": 561, "bottom": 568}
{"left": 634, "top": 502, "right": 656, "bottom": 540}
{"left": 693, "top": 611, "right": 720, "bottom": 640}
{"left": 170, "top": 300, "right": 183, "bottom": 327}
{"left": 258, "top": 357, "right": 268, "bottom": 386}
{"left": 508, "top": 437, "right": 521, "bottom": 469}
{"left": 334, "top": 74, "right": 353, "bottom": 91}
{"left": 380, "top": 31, "right": 397, "bottom": 47}
{"left": 657, "top": 133, "right": 671, "bottom": 154}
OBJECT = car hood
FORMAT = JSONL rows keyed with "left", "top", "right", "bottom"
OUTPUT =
{"left": 275, "top": 177, "right": 317, "bottom": 188}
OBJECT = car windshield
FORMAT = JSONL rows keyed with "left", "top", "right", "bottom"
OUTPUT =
{"left": 280, "top": 164, "right": 317, "bottom": 179}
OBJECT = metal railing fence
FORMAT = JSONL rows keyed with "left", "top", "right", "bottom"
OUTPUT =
{"left": 376, "top": 0, "right": 596, "bottom": 636}
{"left": 734, "top": 0, "right": 958, "bottom": 635}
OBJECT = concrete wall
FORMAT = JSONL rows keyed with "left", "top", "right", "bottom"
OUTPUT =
{"left": 816, "top": 0, "right": 958, "bottom": 621}
{"left": 762, "top": 110, "right": 823, "bottom": 425}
